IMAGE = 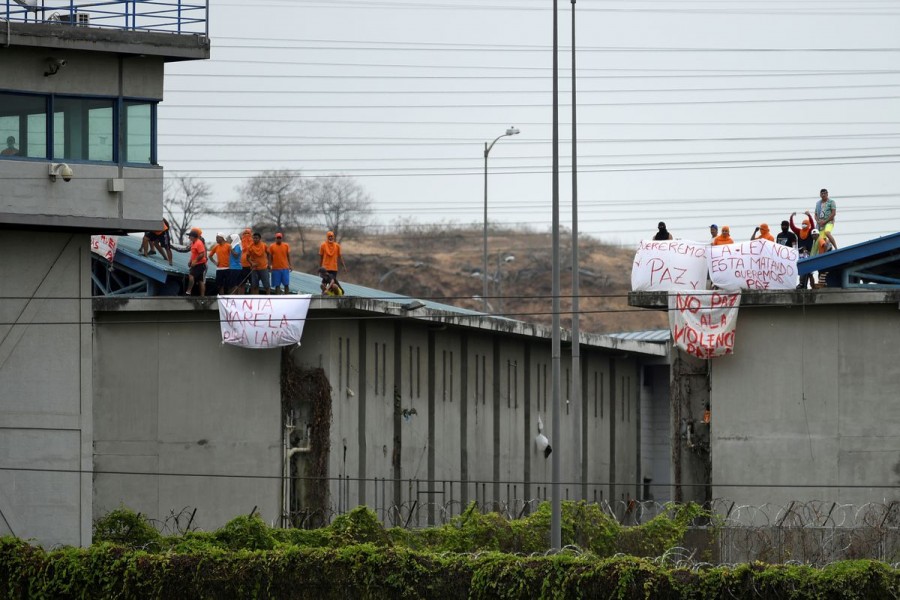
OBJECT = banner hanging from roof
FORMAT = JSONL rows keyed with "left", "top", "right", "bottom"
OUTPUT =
{"left": 708, "top": 239, "right": 798, "bottom": 291}
{"left": 90, "top": 235, "right": 118, "bottom": 263}
{"left": 668, "top": 290, "right": 741, "bottom": 358}
{"left": 217, "top": 295, "right": 312, "bottom": 349}
{"left": 631, "top": 240, "right": 709, "bottom": 292}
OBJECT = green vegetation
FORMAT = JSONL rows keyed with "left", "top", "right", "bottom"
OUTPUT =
{"left": 0, "top": 503, "right": 895, "bottom": 599}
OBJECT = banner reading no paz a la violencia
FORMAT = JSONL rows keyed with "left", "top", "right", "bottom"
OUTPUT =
{"left": 668, "top": 291, "right": 741, "bottom": 359}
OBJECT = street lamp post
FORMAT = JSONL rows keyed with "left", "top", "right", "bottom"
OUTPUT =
{"left": 483, "top": 126, "right": 520, "bottom": 313}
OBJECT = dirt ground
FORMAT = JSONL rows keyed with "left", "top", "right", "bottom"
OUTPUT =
{"left": 304, "top": 226, "right": 666, "bottom": 335}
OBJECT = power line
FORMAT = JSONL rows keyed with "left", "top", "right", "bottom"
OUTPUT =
{"left": 160, "top": 145, "right": 900, "bottom": 162}
{"left": 157, "top": 133, "right": 900, "bottom": 145}
{"left": 163, "top": 83, "right": 900, "bottom": 95}
{"left": 210, "top": 38, "right": 900, "bottom": 53}
{"left": 160, "top": 94, "right": 900, "bottom": 108}
{"left": 166, "top": 64, "right": 900, "bottom": 81}
{"left": 157, "top": 117, "right": 900, "bottom": 126}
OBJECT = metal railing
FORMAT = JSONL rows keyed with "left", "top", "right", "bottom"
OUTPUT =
{"left": 3, "top": 0, "right": 207, "bottom": 35}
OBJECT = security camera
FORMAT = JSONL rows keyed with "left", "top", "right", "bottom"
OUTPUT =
{"left": 49, "top": 163, "right": 74, "bottom": 182}
{"left": 44, "top": 58, "right": 68, "bottom": 77}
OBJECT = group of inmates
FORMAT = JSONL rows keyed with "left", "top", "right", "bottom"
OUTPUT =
{"left": 139, "top": 222, "right": 346, "bottom": 297}
{"left": 654, "top": 188, "right": 839, "bottom": 288}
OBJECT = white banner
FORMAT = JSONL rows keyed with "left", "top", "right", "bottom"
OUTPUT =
{"left": 708, "top": 239, "right": 798, "bottom": 291}
{"left": 218, "top": 295, "right": 312, "bottom": 349}
{"left": 668, "top": 291, "right": 741, "bottom": 358}
{"left": 631, "top": 240, "right": 709, "bottom": 292}
{"left": 90, "top": 235, "right": 118, "bottom": 263}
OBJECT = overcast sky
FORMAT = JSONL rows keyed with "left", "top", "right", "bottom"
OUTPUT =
{"left": 160, "top": 0, "right": 900, "bottom": 248}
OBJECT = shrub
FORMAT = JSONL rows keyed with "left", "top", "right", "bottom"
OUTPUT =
{"left": 92, "top": 507, "right": 162, "bottom": 550}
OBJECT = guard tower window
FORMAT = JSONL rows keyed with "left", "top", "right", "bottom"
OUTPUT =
{"left": 0, "top": 93, "right": 48, "bottom": 159}
{"left": 53, "top": 97, "right": 115, "bottom": 162}
{"left": 1, "top": 92, "right": 157, "bottom": 165}
{"left": 124, "top": 101, "right": 153, "bottom": 164}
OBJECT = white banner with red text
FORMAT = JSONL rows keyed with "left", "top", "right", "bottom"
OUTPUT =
{"left": 90, "top": 235, "right": 118, "bottom": 263}
{"left": 218, "top": 295, "right": 312, "bottom": 349}
{"left": 707, "top": 239, "right": 798, "bottom": 291}
{"left": 668, "top": 291, "right": 741, "bottom": 358}
{"left": 631, "top": 240, "right": 709, "bottom": 292}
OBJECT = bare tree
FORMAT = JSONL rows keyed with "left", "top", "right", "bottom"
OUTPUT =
{"left": 164, "top": 175, "right": 211, "bottom": 245}
{"left": 309, "top": 174, "right": 374, "bottom": 241}
{"left": 228, "top": 169, "right": 310, "bottom": 240}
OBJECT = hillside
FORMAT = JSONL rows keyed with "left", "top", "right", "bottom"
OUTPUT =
{"left": 305, "top": 225, "right": 667, "bottom": 335}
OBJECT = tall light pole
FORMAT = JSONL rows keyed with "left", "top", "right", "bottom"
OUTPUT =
{"left": 483, "top": 126, "right": 520, "bottom": 313}
{"left": 550, "top": 0, "right": 562, "bottom": 550}
{"left": 570, "top": 0, "right": 583, "bottom": 502}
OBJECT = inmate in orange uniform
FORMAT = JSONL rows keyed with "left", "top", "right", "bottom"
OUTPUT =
{"left": 318, "top": 231, "right": 345, "bottom": 276}
{"left": 269, "top": 234, "right": 292, "bottom": 293}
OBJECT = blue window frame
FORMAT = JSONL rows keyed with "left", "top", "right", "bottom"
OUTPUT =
{"left": 0, "top": 90, "right": 157, "bottom": 165}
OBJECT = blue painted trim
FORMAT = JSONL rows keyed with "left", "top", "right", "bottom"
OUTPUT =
{"left": 798, "top": 232, "right": 900, "bottom": 275}
{"left": 115, "top": 252, "right": 169, "bottom": 283}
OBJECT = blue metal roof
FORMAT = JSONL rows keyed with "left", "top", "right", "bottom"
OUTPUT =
{"left": 798, "top": 232, "right": 900, "bottom": 288}
{"left": 107, "top": 234, "right": 485, "bottom": 316}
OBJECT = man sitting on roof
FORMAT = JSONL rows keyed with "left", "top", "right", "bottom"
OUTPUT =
{"left": 319, "top": 267, "right": 344, "bottom": 296}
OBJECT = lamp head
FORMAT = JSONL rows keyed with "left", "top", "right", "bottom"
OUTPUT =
{"left": 506, "top": 127, "right": 520, "bottom": 136}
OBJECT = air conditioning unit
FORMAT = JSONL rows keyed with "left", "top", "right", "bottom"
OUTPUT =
{"left": 59, "top": 12, "right": 90, "bottom": 26}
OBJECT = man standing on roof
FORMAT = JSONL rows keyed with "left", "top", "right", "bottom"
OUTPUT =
{"left": 653, "top": 222, "right": 673, "bottom": 240}
{"left": 227, "top": 233, "right": 243, "bottom": 294}
{"left": 238, "top": 228, "right": 253, "bottom": 293}
{"left": 319, "top": 230, "right": 346, "bottom": 287}
{"left": 185, "top": 229, "right": 207, "bottom": 296}
{"left": 247, "top": 232, "right": 271, "bottom": 295}
{"left": 751, "top": 223, "right": 775, "bottom": 242}
{"left": 208, "top": 233, "right": 232, "bottom": 295}
{"left": 269, "top": 232, "right": 292, "bottom": 294}
{"left": 713, "top": 225, "right": 734, "bottom": 245}
{"left": 775, "top": 220, "right": 797, "bottom": 248}
{"left": 811, "top": 188, "right": 837, "bottom": 256}
{"left": 791, "top": 211, "right": 816, "bottom": 289}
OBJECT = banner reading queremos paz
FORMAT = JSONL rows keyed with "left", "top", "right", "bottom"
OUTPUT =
{"left": 218, "top": 295, "right": 312, "bottom": 349}
{"left": 631, "top": 240, "right": 709, "bottom": 292}
{"left": 668, "top": 291, "right": 741, "bottom": 358}
{"left": 708, "top": 239, "right": 798, "bottom": 291}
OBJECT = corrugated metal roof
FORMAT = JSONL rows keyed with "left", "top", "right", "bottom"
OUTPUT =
{"left": 111, "top": 234, "right": 484, "bottom": 316}
{"left": 798, "top": 232, "right": 900, "bottom": 288}
{"left": 607, "top": 329, "right": 670, "bottom": 344}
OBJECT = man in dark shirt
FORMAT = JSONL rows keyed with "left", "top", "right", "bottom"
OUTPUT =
{"left": 775, "top": 220, "right": 797, "bottom": 248}
{"left": 653, "top": 221, "right": 673, "bottom": 240}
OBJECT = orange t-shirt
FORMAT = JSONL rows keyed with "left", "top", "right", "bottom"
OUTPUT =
{"left": 189, "top": 239, "right": 207, "bottom": 265}
{"left": 319, "top": 240, "right": 341, "bottom": 271}
{"left": 209, "top": 243, "right": 232, "bottom": 269}
{"left": 269, "top": 242, "right": 291, "bottom": 270}
{"left": 240, "top": 232, "right": 254, "bottom": 268}
{"left": 713, "top": 234, "right": 733, "bottom": 246}
{"left": 246, "top": 241, "right": 268, "bottom": 270}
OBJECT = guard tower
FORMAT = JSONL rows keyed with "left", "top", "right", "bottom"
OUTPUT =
{"left": 0, "top": 2, "right": 209, "bottom": 547}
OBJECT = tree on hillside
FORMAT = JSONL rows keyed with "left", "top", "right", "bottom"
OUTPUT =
{"left": 164, "top": 175, "right": 211, "bottom": 244}
{"left": 308, "top": 174, "right": 374, "bottom": 241}
{"left": 229, "top": 169, "right": 308, "bottom": 232}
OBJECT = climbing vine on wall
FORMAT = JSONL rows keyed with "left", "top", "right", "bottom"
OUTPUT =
{"left": 281, "top": 349, "right": 333, "bottom": 528}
